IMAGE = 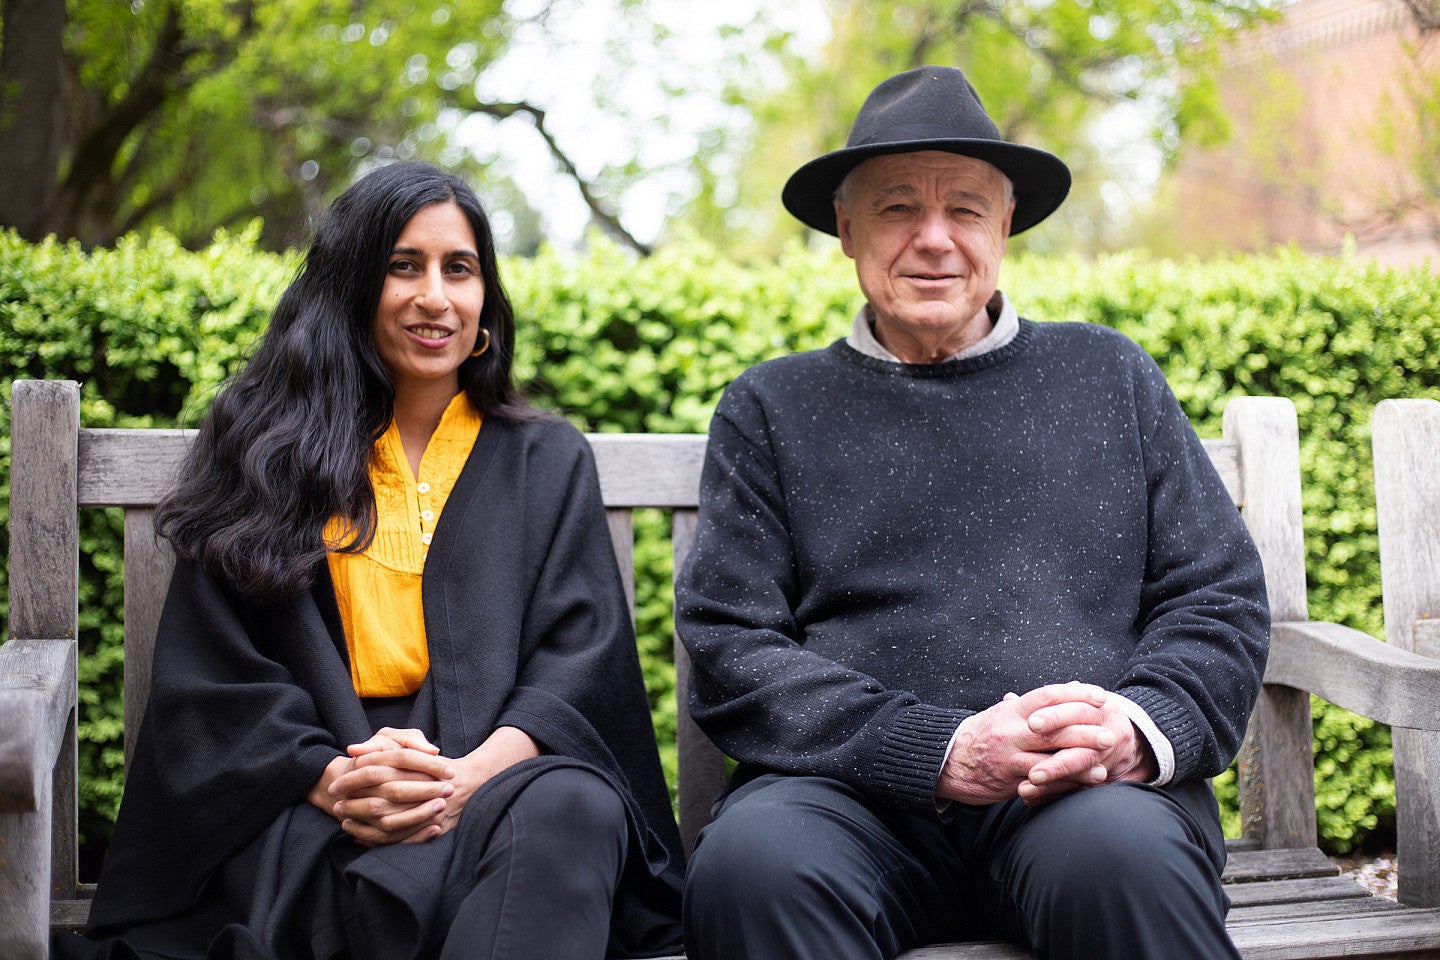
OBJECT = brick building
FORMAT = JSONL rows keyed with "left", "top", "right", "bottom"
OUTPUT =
{"left": 1163, "top": 0, "right": 1439, "bottom": 269}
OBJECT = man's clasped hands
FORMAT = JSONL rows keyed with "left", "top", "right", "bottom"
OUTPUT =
{"left": 939, "top": 681, "right": 1159, "bottom": 807}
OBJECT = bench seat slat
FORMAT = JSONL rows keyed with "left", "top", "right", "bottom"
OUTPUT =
{"left": 1223, "top": 847, "right": 1339, "bottom": 883}
{"left": 1228, "top": 908, "right": 1440, "bottom": 959}
{"left": 1226, "top": 875, "right": 1374, "bottom": 908}
{"left": 1227, "top": 896, "right": 1406, "bottom": 924}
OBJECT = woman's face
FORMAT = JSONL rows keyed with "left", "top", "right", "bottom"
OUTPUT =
{"left": 372, "top": 201, "right": 486, "bottom": 400}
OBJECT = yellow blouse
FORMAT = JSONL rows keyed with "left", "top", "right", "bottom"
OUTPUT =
{"left": 324, "top": 393, "right": 482, "bottom": 697}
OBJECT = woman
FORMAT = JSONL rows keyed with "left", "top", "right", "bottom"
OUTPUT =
{"left": 55, "top": 162, "right": 684, "bottom": 960}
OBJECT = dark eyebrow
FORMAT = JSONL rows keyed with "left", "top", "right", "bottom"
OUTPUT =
{"left": 388, "top": 246, "right": 481, "bottom": 260}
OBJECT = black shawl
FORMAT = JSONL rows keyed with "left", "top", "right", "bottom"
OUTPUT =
{"left": 66, "top": 415, "right": 684, "bottom": 959}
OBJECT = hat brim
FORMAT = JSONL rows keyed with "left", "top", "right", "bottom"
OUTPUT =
{"left": 782, "top": 139, "right": 1072, "bottom": 237}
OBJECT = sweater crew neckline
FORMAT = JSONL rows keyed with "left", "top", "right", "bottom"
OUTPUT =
{"left": 831, "top": 318, "right": 1036, "bottom": 378}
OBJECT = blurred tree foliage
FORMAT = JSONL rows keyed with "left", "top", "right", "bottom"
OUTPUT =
{"left": 5, "top": 0, "right": 1296, "bottom": 257}
{"left": 683, "top": 0, "right": 1285, "bottom": 257}
{"left": 0, "top": 0, "right": 601, "bottom": 252}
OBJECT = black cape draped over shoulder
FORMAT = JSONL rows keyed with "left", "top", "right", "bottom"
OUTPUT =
{"left": 56, "top": 416, "right": 684, "bottom": 960}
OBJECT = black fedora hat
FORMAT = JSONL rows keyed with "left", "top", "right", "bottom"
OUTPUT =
{"left": 782, "top": 66, "right": 1071, "bottom": 236}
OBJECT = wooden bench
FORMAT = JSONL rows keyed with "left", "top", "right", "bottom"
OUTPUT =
{"left": 4, "top": 378, "right": 1440, "bottom": 959}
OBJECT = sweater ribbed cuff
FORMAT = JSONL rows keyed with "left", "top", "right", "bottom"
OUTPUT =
{"left": 1119, "top": 686, "right": 1205, "bottom": 782}
{"left": 866, "top": 703, "right": 973, "bottom": 812}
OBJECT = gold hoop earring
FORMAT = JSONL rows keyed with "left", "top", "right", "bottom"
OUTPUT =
{"left": 470, "top": 328, "right": 491, "bottom": 359}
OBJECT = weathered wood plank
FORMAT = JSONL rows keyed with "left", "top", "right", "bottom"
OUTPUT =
{"left": 0, "top": 774, "right": 53, "bottom": 960}
{"left": 50, "top": 896, "right": 91, "bottom": 932}
{"left": 1227, "top": 896, "right": 1404, "bottom": 925}
{"left": 895, "top": 905, "right": 1440, "bottom": 960}
{"left": 1375, "top": 398, "right": 1440, "bottom": 909}
{"left": 74, "top": 430, "right": 710, "bottom": 509}
{"left": 76, "top": 428, "right": 191, "bottom": 507}
{"left": 0, "top": 640, "right": 77, "bottom": 812}
{"left": 0, "top": 640, "right": 78, "bottom": 959}
{"left": 1417, "top": 620, "right": 1440, "bottom": 659}
{"left": 1223, "top": 846, "right": 1338, "bottom": 883}
{"left": 898, "top": 944, "right": 1030, "bottom": 960}
{"left": 883, "top": 908, "right": 1440, "bottom": 960}
{"left": 605, "top": 508, "right": 636, "bottom": 623}
{"left": 1223, "top": 396, "right": 1317, "bottom": 851}
{"left": 1266, "top": 620, "right": 1440, "bottom": 731}
{"left": 8, "top": 380, "right": 81, "bottom": 640}
{"left": 122, "top": 510, "right": 174, "bottom": 769}
{"left": 1225, "top": 876, "right": 1373, "bottom": 908}
{"left": 8, "top": 382, "right": 87, "bottom": 918}
{"left": 1201, "top": 437, "right": 1241, "bottom": 505}
{"left": 671, "top": 509, "right": 726, "bottom": 856}
{"left": 1228, "top": 908, "right": 1440, "bottom": 960}
{"left": 589, "top": 434, "right": 706, "bottom": 507}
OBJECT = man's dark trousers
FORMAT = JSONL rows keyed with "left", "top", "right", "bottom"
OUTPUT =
{"left": 682, "top": 773, "right": 1239, "bottom": 960}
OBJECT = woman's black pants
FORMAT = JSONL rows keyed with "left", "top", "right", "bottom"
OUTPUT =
{"left": 440, "top": 766, "right": 628, "bottom": 960}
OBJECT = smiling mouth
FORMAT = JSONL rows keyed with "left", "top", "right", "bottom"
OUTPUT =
{"left": 407, "top": 325, "right": 455, "bottom": 341}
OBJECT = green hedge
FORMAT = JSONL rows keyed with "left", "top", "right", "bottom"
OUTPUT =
{"left": 3, "top": 227, "right": 1437, "bottom": 861}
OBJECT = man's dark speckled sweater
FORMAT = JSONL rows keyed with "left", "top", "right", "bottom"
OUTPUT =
{"left": 677, "top": 318, "right": 1270, "bottom": 814}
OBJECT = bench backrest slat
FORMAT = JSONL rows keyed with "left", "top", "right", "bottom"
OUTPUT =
{"left": 1374, "top": 398, "right": 1440, "bottom": 907}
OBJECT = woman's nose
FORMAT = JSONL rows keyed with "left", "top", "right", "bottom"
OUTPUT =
{"left": 415, "top": 267, "right": 449, "bottom": 313}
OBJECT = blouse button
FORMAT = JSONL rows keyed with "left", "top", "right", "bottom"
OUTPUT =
{"left": 421, "top": 509, "right": 435, "bottom": 522}
{"left": 421, "top": 532, "right": 433, "bottom": 545}
{"left": 417, "top": 482, "right": 431, "bottom": 494}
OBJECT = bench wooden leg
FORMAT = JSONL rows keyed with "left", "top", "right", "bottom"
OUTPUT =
{"left": 0, "top": 775, "right": 54, "bottom": 960}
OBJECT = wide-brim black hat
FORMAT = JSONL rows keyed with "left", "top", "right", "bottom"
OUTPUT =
{"left": 782, "top": 66, "right": 1072, "bottom": 236}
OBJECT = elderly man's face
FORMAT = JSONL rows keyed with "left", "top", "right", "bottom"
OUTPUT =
{"left": 835, "top": 151, "right": 1014, "bottom": 363}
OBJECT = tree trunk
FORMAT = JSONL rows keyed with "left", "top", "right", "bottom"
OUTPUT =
{"left": 0, "top": 0, "right": 69, "bottom": 241}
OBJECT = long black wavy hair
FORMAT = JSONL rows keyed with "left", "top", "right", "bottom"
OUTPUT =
{"left": 156, "top": 161, "right": 532, "bottom": 599}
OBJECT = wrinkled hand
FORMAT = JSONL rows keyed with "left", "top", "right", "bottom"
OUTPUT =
{"left": 937, "top": 682, "right": 1156, "bottom": 808}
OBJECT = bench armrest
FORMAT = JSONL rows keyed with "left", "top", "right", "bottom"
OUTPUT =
{"left": 1267, "top": 620, "right": 1440, "bottom": 731}
{"left": 0, "top": 639, "right": 77, "bottom": 813}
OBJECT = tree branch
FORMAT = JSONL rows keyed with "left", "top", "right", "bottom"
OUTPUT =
{"left": 58, "top": 0, "right": 259, "bottom": 243}
{"left": 469, "top": 98, "right": 652, "bottom": 256}
{"left": 1398, "top": 0, "right": 1440, "bottom": 33}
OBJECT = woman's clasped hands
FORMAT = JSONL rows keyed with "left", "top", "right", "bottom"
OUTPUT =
{"left": 307, "top": 725, "right": 542, "bottom": 847}
{"left": 307, "top": 726, "right": 455, "bottom": 846}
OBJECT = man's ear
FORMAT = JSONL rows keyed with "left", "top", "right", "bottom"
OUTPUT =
{"left": 836, "top": 200, "right": 855, "bottom": 258}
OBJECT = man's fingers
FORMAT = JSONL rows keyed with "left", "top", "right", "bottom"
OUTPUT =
{"left": 1012, "top": 681, "right": 1107, "bottom": 716}
{"left": 1026, "top": 700, "right": 1114, "bottom": 737}
{"left": 1027, "top": 746, "right": 1108, "bottom": 786}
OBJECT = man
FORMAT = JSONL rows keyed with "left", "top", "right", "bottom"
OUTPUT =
{"left": 675, "top": 66, "right": 1269, "bottom": 960}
